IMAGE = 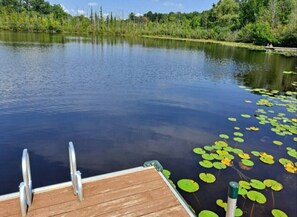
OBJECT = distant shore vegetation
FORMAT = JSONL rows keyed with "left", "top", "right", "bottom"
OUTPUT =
{"left": 0, "top": 0, "right": 296, "bottom": 47}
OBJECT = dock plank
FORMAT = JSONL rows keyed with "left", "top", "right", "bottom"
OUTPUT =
{"left": 0, "top": 167, "right": 190, "bottom": 217}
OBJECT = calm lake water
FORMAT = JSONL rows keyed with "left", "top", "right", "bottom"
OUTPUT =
{"left": 0, "top": 32, "right": 296, "bottom": 216}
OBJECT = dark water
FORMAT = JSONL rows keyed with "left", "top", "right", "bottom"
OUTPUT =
{"left": 0, "top": 32, "right": 296, "bottom": 216}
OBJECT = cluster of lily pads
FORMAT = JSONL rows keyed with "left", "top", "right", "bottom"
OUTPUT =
{"left": 168, "top": 74, "right": 296, "bottom": 216}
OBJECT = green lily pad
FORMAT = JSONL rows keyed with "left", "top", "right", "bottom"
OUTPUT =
{"left": 177, "top": 179, "right": 199, "bottom": 193}
{"left": 263, "top": 179, "right": 283, "bottom": 191}
{"left": 204, "top": 146, "right": 214, "bottom": 151}
{"left": 250, "top": 179, "right": 266, "bottom": 190}
{"left": 199, "top": 160, "right": 213, "bottom": 168}
{"left": 233, "top": 137, "right": 244, "bottom": 143}
{"left": 239, "top": 180, "right": 251, "bottom": 189}
{"left": 162, "top": 169, "right": 171, "bottom": 179}
{"left": 213, "top": 162, "right": 227, "bottom": 169}
{"left": 232, "top": 148, "right": 243, "bottom": 154}
{"left": 169, "top": 179, "right": 176, "bottom": 188}
{"left": 199, "top": 173, "right": 216, "bottom": 183}
{"left": 235, "top": 208, "right": 243, "bottom": 217}
{"left": 193, "top": 147, "right": 206, "bottom": 155}
{"left": 216, "top": 199, "right": 226, "bottom": 208}
{"left": 241, "top": 114, "right": 251, "bottom": 118}
{"left": 260, "top": 156, "right": 275, "bottom": 164}
{"left": 198, "top": 210, "right": 219, "bottom": 217}
{"left": 234, "top": 127, "right": 240, "bottom": 130}
{"left": 238, "top": 186, "right": 248, "bottom": 196}
{"left": 251, "top": 151, "right": 260, "bottom": 157}
{"left": 202, "top": 154, "right": 214, "bottom": 161}
{"left": 241, "top": 159, "right": 254, "bottom": 167}
{"left": 215, "top": 140, "right": 228, "bottom": 147}
{"left": 271, "top": 209, "right": 288, "bottom": 217}
{"left": 228, "top": 117, "right": 237, "bottom": 122}
{"left": 247, "top": 190, "right": 267, "bottom": 204}
{"left": 211, "top": 154, "right": 224, "bottom": 160}
{"left": 279, "top": 158, "right": 292, "bottom": 165}
{"left": 234, "top": 132, "right": 244, "bottom": 137}
{"left": 273, "top": 140, "right": 283, "bottom": 146}
{"left": 219, "top": 134, "right": 229, "bottom": 139}
{"left": 216, "top": 149, "right": 228, "bottom": 154}
{"left": 287, "top": 148, "right": 297, "bottom": 159}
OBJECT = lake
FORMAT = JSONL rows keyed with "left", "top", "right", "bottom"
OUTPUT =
{"left": 0, "top": 32, "right": 296, "bottom": 216}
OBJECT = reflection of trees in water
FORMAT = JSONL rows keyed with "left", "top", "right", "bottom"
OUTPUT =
{"left": 1, "top": 32, "right": 296, "bottom": 92}
{"left": 237, "top": 54, "right": 296, "bottom": 91}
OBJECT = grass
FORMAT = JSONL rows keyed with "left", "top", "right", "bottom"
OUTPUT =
{"left": 142, "top": 35, "right": 297, "bottom": 57}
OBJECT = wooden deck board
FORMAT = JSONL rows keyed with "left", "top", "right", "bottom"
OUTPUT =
{"left": 0, "top": 167, "right": 190, "bottom": 217}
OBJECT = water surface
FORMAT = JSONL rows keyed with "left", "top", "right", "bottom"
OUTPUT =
{"left": 0, "top": 32, "right": 296, "bottom": 216}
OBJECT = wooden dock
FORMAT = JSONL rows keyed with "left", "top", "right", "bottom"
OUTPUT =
{"left": 0, "top": 166, "right": 193, "bottom": 217}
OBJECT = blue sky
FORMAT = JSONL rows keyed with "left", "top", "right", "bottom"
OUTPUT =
{"left": 48, "top": 0, "right": 218, "bottom": 17}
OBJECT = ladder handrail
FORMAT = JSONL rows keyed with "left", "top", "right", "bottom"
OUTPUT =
{"left": 68, "top": 141, "right": 83, "bottom": 201}
{"left": 21, "top": 149, "right": 32, "bottom": 206}
{"left": 19, "top": 149, "right": 33, "bottom": 216}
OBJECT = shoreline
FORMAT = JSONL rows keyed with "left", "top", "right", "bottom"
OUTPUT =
{"left": 141, "top": 35, "right": 297, "bottom": 57}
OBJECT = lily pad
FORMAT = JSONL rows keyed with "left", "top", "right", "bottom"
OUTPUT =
{"left": 219, "top": 134, "right": 229, "bottom": 139}
{"left": 234, "top": 132, "right": 244, "bottom": 137}
{"left": 193, "top": 147, "right": 206, "bottom": 155}
{"left": 238, "top": 153, "right": 250, "bottom": 159}
{"left": 251, "top": 151, "right": 260, "bottom": 157}
{"left": 241, "top": 114, "right": 251, "bottom": 118}
{"left": 213, "top": 162, "right": 227, "bottom": 169}
{"left": 263, "top": 179, "right": 283, "bottom": 191}
{"left": 247, "top": 190, "right": 267, "bottom": 204}
{"left": 198, "top": 210, "right": 219, "bottom": 217}
{"left": 260, "top": 156, "right": 275, "bottom": 164}
{"left": 279, "top": 158, "right": 292, "bottom": 165}
{"left": 238, "top": 186, "right": 248, "bottom": 196}
{"left": 215, "top": 140, "right": 228, "bottom": 147}
{"left": 162, "top": 169, "right": 171, "bottom": 179}
{"left": 233, "top": 137, "right": 244, "bottom": 143}
{"left": 199, "top": 160, "right": 213, "bottom": 168}
{"left": 202, "top": 154, "right": 214, "bottom": 161}
{"left": 234, "top": 127, "right": 240, "bottom": 130}
{"left": 199, "top": 173, "right": 216, "bottom": 183}
{"left": 204, "top": 146, "right": 214, "bottom": 151}
{"left": 241, "top": 159, "right": 254, "bottom": 167}
{"left": 250, "top": 179, "right": 266, "bottom": 190}
{"left": 228, "top": 117, "right": 237, "bottom": 122}
{"left": 239, "top": 180, "right": 251, "bottom": 189}
{"left": 271, "top": 209, "right": 288, "bottom": 217}
{"left": 216, "top": 199, "right": 226, "bottom": 208}
{"left": 273, "top": 140, "right": 283, "bottom": 146}
{"left": 177, "top": 179, "right": 199, "bottom": 193}
{"left": 235, "top": 208, "right": 243, "bottom": 217}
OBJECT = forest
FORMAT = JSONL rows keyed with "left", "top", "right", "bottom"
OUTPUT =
{"left": 0, "top": 0, "right": 296, "bottom": 46}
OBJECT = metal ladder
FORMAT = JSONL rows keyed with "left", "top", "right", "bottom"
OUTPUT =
{"left": 19, "top": 142, "right": 83, "bottom": 216}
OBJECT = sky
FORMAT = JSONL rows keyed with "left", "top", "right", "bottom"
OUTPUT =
{"left": 48, "top": 0, "right": 218, "bottom": 17}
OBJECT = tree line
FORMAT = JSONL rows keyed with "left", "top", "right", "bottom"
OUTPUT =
{"left": 0, "top": 0, "right": 296, "bottom": 46}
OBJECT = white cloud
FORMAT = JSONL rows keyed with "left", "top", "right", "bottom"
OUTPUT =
{"left": 77, "top": 9, "right": 85, "bottom": 15}
{"left": 88, "top": 2, "right": 98, "bottom": 7}
{"left": 135, "top": 13, "right": 143, "bottom": 17}
{"left": 60, "top": 4, "right": 69, "bottom": 13}
{"left": 163, "top": 2, "right": 184, "bottom": 9}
